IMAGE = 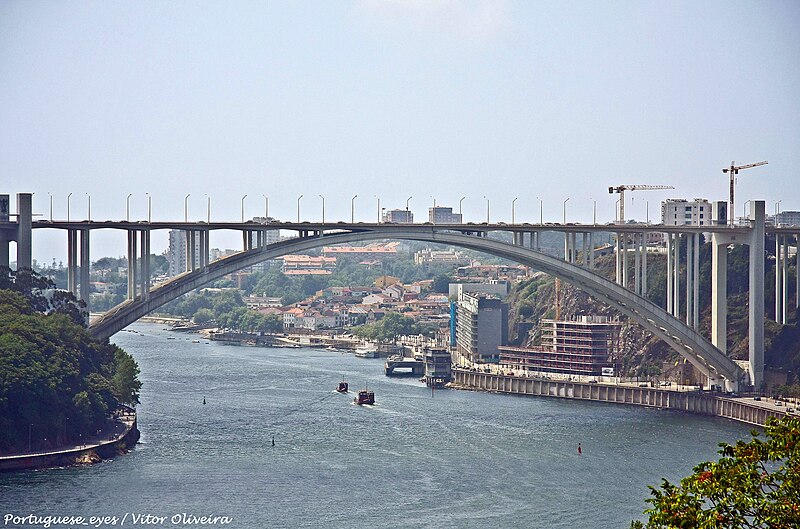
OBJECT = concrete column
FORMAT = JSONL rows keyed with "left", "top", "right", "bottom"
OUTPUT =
{"left": 615, "top": 233, "right": 622, "bottom": 284}
{"left": 622, "top": 234, "right": 629, "bottom": 288}
{"left": 564, "top": 232, "right": 569, "bottom": 261}
{"left": 796, "top": 234, "right": 799, "bottom": 310}
{"left": 571, "top": 233, "right": 577, "bottom": 263}
{"left": 67, "top": 229, "right": 78, "bottom": 295}
{"left": 201, "top": 230, "right": 209, "bottom": 268}
{"left": 686, "top": 233, "right": 693, "bottom": 325}
{"left": 582, "top": 233, "right": 588, "bottom": 266}
{"left": 140, "top": 230, "right": 150, "bottom": 301}
{"left": 775, "top": 234, "right": 782, "bottom": 322}
{"left": 79, "top": 229, "right": 90, "bottom": 308}
{"left": 127, "top": 230, "right": 137, "bottom": 299}
{"left": 189, "top": 231, "right": 197, "bottom": 271}
{"left": 711, "top": 234, "right": 728, "bottom": 353}
{"left": 666, "top": 233, "right": 673, "bottom": 314}
{"left": 589, "top": 232, "right": 594, "bottom": 269}
{"left": 634, "top": 233, "right": 641, "bottom": 295}
{"left": 15, "top": 193, "right": 32, "bottom": 270}
{"left": 674, "top": 235, "right": 681, "bottom": 319}
{"left": 0, "top": 195, "right": 9, "bottom": 269}
{"left": 749, "top": 201, "right": 765, "bottom": 390}
{"left": 693, "top": 233, "right": 700, "bottom": 330}
{"left": 641, "top": 232, "right": 647, "bottom": 297}
{"left": 782, "top": 236, "right": 788, "bottom": 324}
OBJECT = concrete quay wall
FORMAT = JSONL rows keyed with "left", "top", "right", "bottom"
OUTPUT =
{"left": 452, "top": 370, "right": 786, "bottom": 427}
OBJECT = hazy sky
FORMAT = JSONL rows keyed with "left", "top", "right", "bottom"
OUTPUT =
{"left": 2, "top": 0, "right": 799, "bottom": 263}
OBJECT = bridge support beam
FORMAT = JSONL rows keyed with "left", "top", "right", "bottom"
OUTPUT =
{"left": 634, "top": 233, "right": 641, "bottom": 295}
{"left": 622, "top": 235, "right": 628, "bottom": 288}
{"left": 127, "top": 230, "right": 138, "bottom": 299}
{"left": 588, "top": 232, "right": 594, "bottom": 269}
{"left": 80, "top": 229, "right": 90, "bottom": 311}
{"left": 686, "top": 233, "right": 693, "bottom": 327}
{"left": 641, "top": 232, "right": 647, "bottom": 297}
{"left": 711, "top": 233, "right": 730, "bottom": 353}
{"left": 0, "top": 195, "right": 9, "bottom": 269}
{"left": 140, "top": 230, "right": 150, "bottom": 301}
{"left": 749, "top": 201, "right": 765, "bottom": 390}
{"left": 776, "top": 234, "right": 783, "bottom": 323}
{"left": 67, "top": 229, "right": 78, "bottom": 295}
{"left": 15, "top": 193, "right": 32, "bottom": 270}
{"left": 693, "top": 233, "right": 700, "bottom": 330}
{"left": 797, "top": 234, "right": 799, "bottom": 310}
{"left": 666, "top": 233, "right": 673, "bottom": 314}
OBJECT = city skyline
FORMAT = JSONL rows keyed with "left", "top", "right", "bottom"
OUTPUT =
{"left": 2, "top": 1, "right": 798, "bottom": 262}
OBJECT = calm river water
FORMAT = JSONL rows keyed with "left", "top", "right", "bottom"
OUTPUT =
{"left": 1, "top": 323, "right": 751, "bottom": 528}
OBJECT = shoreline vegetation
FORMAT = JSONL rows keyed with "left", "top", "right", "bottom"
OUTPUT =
{"left": 0, "top": 268, "right": 142, "bottom": 469}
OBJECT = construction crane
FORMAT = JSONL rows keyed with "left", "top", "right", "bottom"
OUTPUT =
{"left": 722, "top": 160, "right": 768, "bottom": 226}
{"left": 608, "top": 184, "right": 674, "bottom": 223}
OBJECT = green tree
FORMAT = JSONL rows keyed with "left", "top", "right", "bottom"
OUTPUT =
{"left": 193, "top": 308, "right": 215, "bottom": 324}
{"left": 631, "top": 416, "right": 800, "bottom": 528}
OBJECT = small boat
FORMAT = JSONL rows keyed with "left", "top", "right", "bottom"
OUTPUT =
{"left": 355, "top": 343, "right": 379, "bottom": 358}
{"left": 336, "top": 380, "right": 349, "bottom": 393}
{"left": 353, "top": 387, "right": 375, "bottom": 405}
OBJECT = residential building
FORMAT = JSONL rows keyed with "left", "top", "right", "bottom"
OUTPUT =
{"left": 661, "top": 199, "right": 714, "bottom": 226}
{"left": 448, "top": 281, "right": 509, "bottom": 300}
{"left": 414, "top": 248, "right": 469, "bottom": 265}
{"left": 428, "top": 206, "right": 462, "bottom": 224}
{"left": 455, "top": 292, "right": 508, "bottom": 363}
{"left": 322, "top": 242, "right": 399, "bottom": 258}
{"left": 167, "top": 229, "right": 201, "bottom": 277}
{"left": 499, "top": 315, "right": 621, "bottom": 376}
{"left": 382, "top": 209, "right": 413, "bottom": 223}
{"left": 281, "top": 255, "right": 337, "bottom": 275}
{"left": 775, "top": 210, "right": 800, "bottom": 227}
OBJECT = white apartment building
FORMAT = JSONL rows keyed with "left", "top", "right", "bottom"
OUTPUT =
{"left": 661, "top": 199, "right": 713, "bottom": 226}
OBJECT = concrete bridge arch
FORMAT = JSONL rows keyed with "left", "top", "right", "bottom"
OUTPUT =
{"left": 89, "top": 229, "right": 744, "bottom": 387}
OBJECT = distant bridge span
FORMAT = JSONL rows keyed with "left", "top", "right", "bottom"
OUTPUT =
{"left": 88, "top": 228, "right": 744, "bottom": 385}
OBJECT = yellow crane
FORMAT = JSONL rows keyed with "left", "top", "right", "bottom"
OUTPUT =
{"left": 608, "top": 184, "right": 674, "bottom": 223}
{"left": 722, "top": 160, "right": 767, "bottom": 226}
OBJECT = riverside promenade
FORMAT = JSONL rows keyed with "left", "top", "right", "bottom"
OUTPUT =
{"left": 0, "top": 407, "right": 139, "bottom": 472}
{"left": 451, "top": 369, "right": 791, "bottom": 427}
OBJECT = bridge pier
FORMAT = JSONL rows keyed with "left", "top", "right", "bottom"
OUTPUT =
{"left": 139, "top": 230, "right": 150, "bottom": 301}
{"left": 634, "top": 233, "right": 641, "bottom": 294}
{"left": 80, "top": 229, "right": 90, "bottom": 309}
{"left": 749, "top": 201, "right": 765, "bottom": 390}
{"left": 641, "top": 232, "right": 647, "bottom": 296}
{"left": 67, "top": 229, "right": 78, "bottom": 295}
{"left": 711, "top": 232, "right": 730, "bottom": 353}
{"left": 127, "top": 230, "right": 138, "bottom": 299}
{"left": 15, "top": 193, "right": 32, "bottom": 270}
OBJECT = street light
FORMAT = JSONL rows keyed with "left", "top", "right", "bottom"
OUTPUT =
{"left": 512, "top": 197, "right": 518, "bottom": 224}
{"left": 431, "top": 196, "right": 436, "bottom": 208}
{"left": 146, "top": 193, "right": 152, "bottom": 222}
{"left": 126, "top": 193, "right": 132, "bottom": 222}
{"left": 483, "top": 196, "right": 490, "bottom": 223}
{"left": 459, "top": 196, "right": 465, "bottom": 215}
{"left": 743, "top": 200, "right": 751, "bottom": 222}
{"left": 536, "top": 196, "right": 543, "bottom": 224}
{"left": 297, "top": 195, "right": 303, "bottom": 222}
{"left": 241, "top": 194, "right": 248, "bottom": 223}
{"left": 262, "top": 194, "right": 269, "bottom": 219}
{"left": 67, "top": 192, "right": 72, "bottom": 222}
{"left": 406, "top": 196, "right": 412, "bottom": 210}
{"left": 205, "top": 194, "right": 211, "bottom": 223}
{"left": 563, "top": 197, "right": 570, "bottom": 224}
{"left": 591, "top": 198, "right": 597, "bottom": 225}
{"left": 351, "top": 194, "right": 358, "bottom": 223}
{"left": 48, "top": 193, "right": 53, "bottom": 221}
{"left": 86, "top": 193, "right": 91, "bottom": 221}
{"left": 375, "top": 195, "right": 380, "bottom": 223}
{"left": 184, "top": 194, "right": 190, "bottom": 223}
{"left": 319, "top": 194, "right": 325, "bottom": 223}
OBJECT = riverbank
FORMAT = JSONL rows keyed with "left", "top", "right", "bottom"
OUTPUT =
{"left": 0, "top": 407, "right": 139, "bottom": 472}
{"left": 451, "top": 369, "right": 790, "bottom": 427}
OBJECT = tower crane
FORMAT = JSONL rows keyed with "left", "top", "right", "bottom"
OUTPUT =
{"left": 722, "top": 160, "right": 767, "bottom": 226}
{"left": 608, "top": 184, "right": 674, "bottom": 223}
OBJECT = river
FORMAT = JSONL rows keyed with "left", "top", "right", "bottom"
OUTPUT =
{"left": 0, "top": 323, "right": 752, "bottom": 528}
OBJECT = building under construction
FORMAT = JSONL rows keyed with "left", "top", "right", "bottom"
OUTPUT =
{"left": 499, "top": 316, "right": 621, "bottom": 376}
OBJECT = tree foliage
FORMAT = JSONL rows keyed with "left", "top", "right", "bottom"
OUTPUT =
{"left": 353, "top": 312, "right": 419, "bottom": 343}
{"left": 632, "top": 416, "right": 800, "bottom": 528}
{"left": 0, "top": 270, "right": 141, "bottom": 453}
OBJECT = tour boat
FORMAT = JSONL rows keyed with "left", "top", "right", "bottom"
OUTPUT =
{"left": 336, "top": 380, "right": 349, "bottom": 393}
{"left": 353, "top": 388, "right": 375, "bottom": 405}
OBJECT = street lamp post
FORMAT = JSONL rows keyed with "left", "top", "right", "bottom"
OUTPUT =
{"left": 563, "top": 197, "right": 570, "bottom": 224}
{"left": 375, "top": 195, "right": 380, "bottom": 223}
{"left": 483, "top": 196, "right": 490, "bottom": 223}
{"left": 241, "top": 194, "right": 248, "bottom": 223}
{"left": 86, "top": 193, "right": 91, "bottom": 221}
{"left": 646, "top": 200, "right": 649, "bottom": 224}
{"left": 406, "top": 196, "right": 412, "bottom": 210}
{"left": 205, "top": 194, "right": 211, "bottom": 223}
{"left": 319, "top": 195, "right": 325, "bottom": 223}
{"left": 146, "top": 193, "right": 152, "bottom": 222}
{"left": 297, "top": 195, "right": 303, "bottom": 223}
{"left": 431, "top": 196, "right": 436, "bottom": 208}
{"left": 184, "top": 194, "right": 190, "bottom": 223}
{"left": 512, "top": 197, "right": 518, "bottom": 224}
{"left": 262, "top": 194, "right": 269, "bottom": 219}
{"left": 48, "top": 193, "right": 53, "bottom": 221}
{"left": 591, "top": 198, "right": 597, "bottom": 225}
{"left": 126, "top": 193, "right": 132, "bottom": 222}
{"left": 67, "top": 193, "right": 72, "bottom": 222}
{"left": 743, "top": 200, "right": 751, "bottom": 222}
{"left": 351, "top": 194, "right": 358, "bottom": 223}
{"left": 459, "top": 196, "right": 465, "bottom": 215}
{"left": 536, "top": 196, "right": 543, "bottom": 224}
